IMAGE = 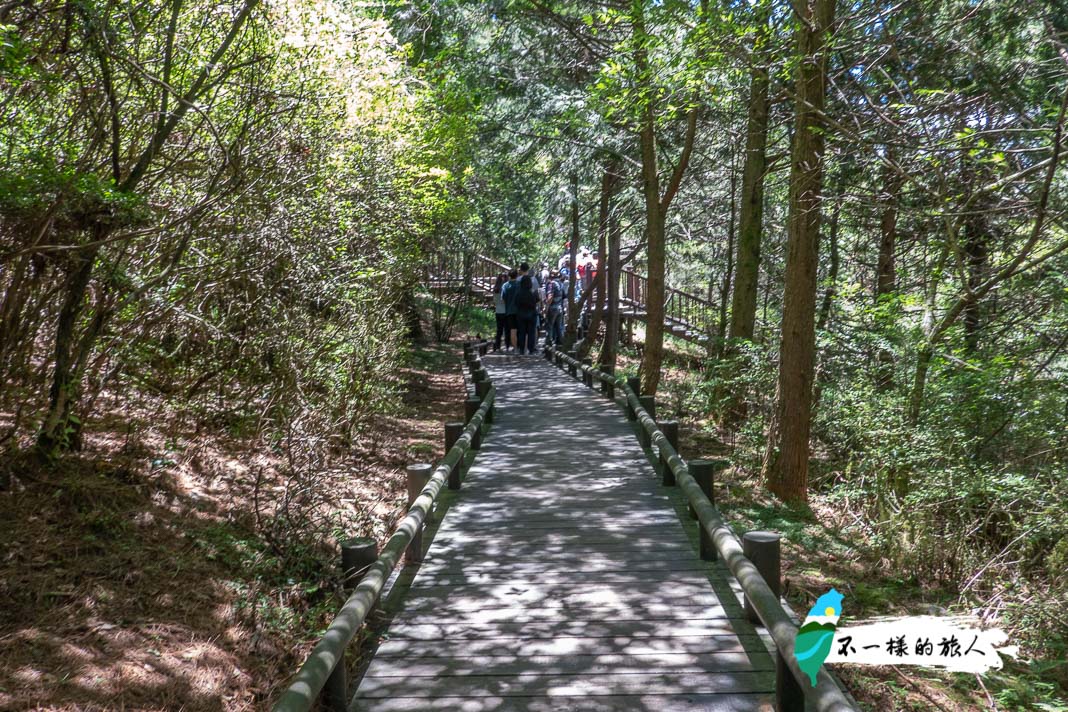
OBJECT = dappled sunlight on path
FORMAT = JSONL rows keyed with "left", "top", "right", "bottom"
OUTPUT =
{"left": 351, "top": 354, "right": 776, "bottom": 711}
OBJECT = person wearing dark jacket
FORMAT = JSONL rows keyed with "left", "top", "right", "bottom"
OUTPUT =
{"left": 515, "top": 275, "right": 539, "bottom": 355}
{"left": 501, "top": 270, "right": 519, "bottom": 351}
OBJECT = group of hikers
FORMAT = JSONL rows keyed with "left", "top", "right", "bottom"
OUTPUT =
{"left": 492, "top": 261, "right": 574, "bottom": 355}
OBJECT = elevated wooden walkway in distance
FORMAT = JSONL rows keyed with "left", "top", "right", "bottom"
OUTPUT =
{"left": 350, "top": 354, "right": 775, "bottom": 711}
{"left": 427, "top": 253, "right": 717, "bottom": 347}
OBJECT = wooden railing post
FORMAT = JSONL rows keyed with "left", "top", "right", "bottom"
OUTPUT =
{"left": 581, "top": 358, "right": 593, "bottom": 388}
{"left": 742, "top": 531, "right": 780, "bottom": 623}
{"left": 405, "top": 464, "right": 433, "bottom": 562}
{"left": 340, "top": 538, "right": 378, "bottom": 593}
{"left": 324, "top": 537, "right": 378, "bottom": 712}
{"left": 625, "top": 377, "right": 641, "bottom": 420}
{"left": 688, "top": 459, "right": 724, "bottom": 561}
{"left": 465, "top": 397, "right": 482, "bottom": 450}
{"left": 444, "top": 422, "right": 464, "bottom": 489}
{"left": 740, "top": 530, "right": 802, "bottom": 712}
{"left": 599, "top": 364, "right": 611, "bottom": 397}
{"left": 657, "top": 420, "right": 678, "bottom": 486}
{"left": 638, "top": 396, "right": 656, "bottom": 449}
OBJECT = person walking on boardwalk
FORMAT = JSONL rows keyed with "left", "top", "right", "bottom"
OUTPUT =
{"left": 544, "top": 269, "right": 565, "bottom": 348}
{"left": 517, "top": 261, "right": 542, "bottom": 342}
{"left": 492, "top": 272, "right": 508, "bottom": 351}
{"left": 501, "top": 269, "right": 520, "bottom": 351}
{"left": 515, "top": 274, "right": 539, "bottom": 355}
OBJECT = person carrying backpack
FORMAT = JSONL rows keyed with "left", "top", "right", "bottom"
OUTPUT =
{"left": 515, "top": 275, "right": 539, "bottom": 355}
{"left": 501, "top": 269, "right": 520, "bottom": 351}
{"left": 544, "top": 270, "right": 566, "bottom": 347}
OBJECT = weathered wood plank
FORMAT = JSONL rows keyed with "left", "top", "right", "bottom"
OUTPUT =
{"left": 403, "top": 568, "right": 728, "bottom": 588}
{"left": 360, "top": 651, "right": 775, "bottom": 677}
{"left": 382, "top": 603, "right": 739, "bottom": 629}
{"left": 375, "top": 618, "right": 750, "bottom": 643}
{"left": 352, "top": 692, "right": 775, "bottom": 711}
{"left": 396, "top": 582, "right": 723, "bottom": 611}
{"left": 412, "top": 558, "right": 715, "bottom": 577}
{"left": 372, "top": 633, "right": 770, "bottom": 659}
{"left": 356, "top": 671, "right": 775, "bottom": 698}
{"left": 437, "top": 512, "right": 681, "bottom": 528}
{"left": 422, "top": 539, "right": 697, "bottom": 556}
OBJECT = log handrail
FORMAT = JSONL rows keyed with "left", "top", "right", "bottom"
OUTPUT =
{"left": 272, "top": 364, "right": 496, "bottom": 712}
{"left": 545, "top": 344, "right": 858, "bottom": 712}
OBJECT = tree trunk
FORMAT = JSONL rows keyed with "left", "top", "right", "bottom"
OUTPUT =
{"left": 638, "top": 134, "right": 667, "bottom": 397}
{"left": 728, "top": 0, "right": 771, "bottom": 344}
{"left": 631, "top": 0, "right": 699, "bottom": 396}
{"left": 38, "top": 243, "right": 100, "bottom": 453}
{"left": 633, "top": 0, "right": 665, "bottom": 396}
{"left": 816, "top": 197, "right": 840, "bottom": 332}
{"left": 874, "top": 154, "right": 899, "bottom": 390}
{"left": 717, "top": 149, "right": 736, "bottom": 353}
{"left": 599, "top": 207, "right": 623, "bottom": 372}
{"left": 563, "top": 172, "right": 582, "bottom": 348}
{"left": 761, "top": 0, "right": 836, "bottom": 505}
{"left": 580, "top": 157, "right": 621, "bottom": 359}
{"left": 34, "top": 0, "right": 261, "bottom": 455}
{"left": 876, "top": 153, "right": 899, "bottom": 300}
{"left": 962, "top": 211, "right": 988, "bottom": 353}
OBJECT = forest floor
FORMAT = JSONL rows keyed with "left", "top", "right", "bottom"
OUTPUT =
{"left": 612, "top": 330, "right": 1067, "bottom": 712}
{"left": 0, "top": 325, "right": 471, "bottom": 710}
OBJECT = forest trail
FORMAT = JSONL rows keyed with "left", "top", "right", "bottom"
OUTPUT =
{"left": 350, "top": 354, "right": 776, "bottom": 711}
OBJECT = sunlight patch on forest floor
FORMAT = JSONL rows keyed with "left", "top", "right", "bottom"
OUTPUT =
{"left": 0, "top": 336, "right": 468, "bottom": 710}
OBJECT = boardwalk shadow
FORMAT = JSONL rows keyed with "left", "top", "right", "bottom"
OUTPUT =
{"left": 351, "top": 356, "right": 776, "bottom": 711}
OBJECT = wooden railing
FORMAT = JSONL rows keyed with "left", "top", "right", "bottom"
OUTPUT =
{"left": 272, "top": 342, "right": 496, "bottom": 712}
{"left": 427, "top": 255, "right": 717, "bottom": 343}
{"left": 620, "top": 268, "right": 716, "bottom": 340}
{"left": 426, "top": 252, "right": 509, "bottom": 296}
{"left": 664, "top": 286, "right": 716, "bottom": 333}
{"left": 544, "top": 343, "right": 859, "bottom": 712}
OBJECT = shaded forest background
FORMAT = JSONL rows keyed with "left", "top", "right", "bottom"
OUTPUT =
{"left": 1, "top": 0, "right": 1066, "bottom": 709}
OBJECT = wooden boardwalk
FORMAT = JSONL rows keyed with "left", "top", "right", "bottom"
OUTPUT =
{"left": 351, "top": 354, "right": 775, "bottom": 711}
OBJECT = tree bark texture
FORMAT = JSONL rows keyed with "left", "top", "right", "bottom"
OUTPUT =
{"left": 876, "top": 153, "right": 899, "bottom": 300}
{"left": 728, "top": 0, "right": 771, "bottom": 343}
{"left": 599, "top": 205, "right": 623, "bottom": 372}
{"left": 762, "top": 0, "right": 836, "bottom": 505}
{"left": 563, "top": 172, "right": 581, "bottom": 348}
{"left": 580, "top": 157, "right": 621, "bottom": 359}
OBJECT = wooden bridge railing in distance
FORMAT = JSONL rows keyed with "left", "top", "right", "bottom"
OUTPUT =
{"left": 665, "top": 287, "right": 716, "bottom": 336}
{"left": 620, "top": 268, "right": 647, "bottom": 311}
{"left": 426, "top": 256, "right": 715, "bottom": 344}
{"left": 272, "top": 341, "right": 495, "bottom": 712}
{"left": 426, "top": 252, "right": 509, "bottom": 299}
{"left": 544, "top": 343, "right": 858, "bottom": 712}
{"left": 619, "top": 267, "right": 715, "bottom": 343}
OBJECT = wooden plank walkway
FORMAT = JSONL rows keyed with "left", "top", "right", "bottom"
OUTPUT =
{"left": 351, "top": 354, "right": 775, "bottom": 711}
